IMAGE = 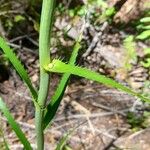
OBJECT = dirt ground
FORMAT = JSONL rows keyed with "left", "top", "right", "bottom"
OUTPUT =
{"left": 0, "top": 33, "right": 150, "bottom": 150}
{"left": 0, "top": 0, "right": 150, "bottom": 150}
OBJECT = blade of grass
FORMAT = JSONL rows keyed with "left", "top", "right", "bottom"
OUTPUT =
{"left": 55, "top": 131, "right": 72, "bottom": 150}
{"left": 55, "top": 121, "right": 85, "bottom": 150}
{"left": 0, "top": 98, "right": 32, "bottom": 150}
{"left": 3, "top": 138, "right": 9, "bottom": 150}
{"left": 0, "top": 120, "right": 9, "bottom": 150}
{"left": 0, "top": 37, "right": 38, "bottom": 102}
{"left": 43, "top": 38, "right": 81, "bottom": 129}
{"left": 45, "top": 59, "right": 150, "bottom": 103}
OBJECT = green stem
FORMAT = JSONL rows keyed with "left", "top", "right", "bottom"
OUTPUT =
{"left": 35, "top": 0, "right": 55, "bottom": 149}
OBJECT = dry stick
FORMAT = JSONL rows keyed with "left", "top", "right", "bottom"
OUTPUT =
{"left": 8, "top": 42, "right": 38, "bottom": 55}
{"left": 83, "top": 21, "right": 109, "bottom": 57}
{"left": 0, "top": 10, "right": 22, "bottom": 16}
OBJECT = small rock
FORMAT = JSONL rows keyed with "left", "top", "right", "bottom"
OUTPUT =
{"left": 114, "top": 128, "right": 150, "bottom": 150}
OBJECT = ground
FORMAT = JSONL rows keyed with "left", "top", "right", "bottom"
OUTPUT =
{"left": 0, "top": 0, "right": 150, "bottom": 150}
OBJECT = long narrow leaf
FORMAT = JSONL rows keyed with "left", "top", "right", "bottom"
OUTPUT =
{"left": 45, "top": 59, "right": 150, "bottom": 103}
{"left": 0, "top": 37, "right": 38, "bottom": 101}
{"left": 0, "top": 98, "right": 32, "bottom": 150}
{"left": 140, "top": 17, "right": 150, "bottom": 23}
{"left": 136, "top": 30, "right": 150, "bottom": 40}
{"left": 3, "top": 138, "right": 9, "bottom": 150}
{"left": 43, "top": 40, "right": 81, "bottom": 129}
{"left": 55, "top": 121, "right": 82, "bottom": 150}
{"left": 55, "top": 131, "right": 71, "bottom": 150}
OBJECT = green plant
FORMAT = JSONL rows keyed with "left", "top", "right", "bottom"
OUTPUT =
{"left": 135, "top": 12, "right": 150, "bottom": 68}
{"left": 136, "top": 14, "right": 150, "bottom": 40}
{"left": 141, "top": 48, "right": 150, "bottom": 68}
{"left": 127, "top": 111, "right": 145, "bottom": 130}
{"left": 127, "top": 110, "right": 150, "bottom": 131}
{"left": 0, "top": 1, "right": 150, "bottom": 150}
{"left": 0, "top": 119, "right": 9, "bottom": 150}
{"left": 123, "top": 35, "right": 137, "bottom": 71}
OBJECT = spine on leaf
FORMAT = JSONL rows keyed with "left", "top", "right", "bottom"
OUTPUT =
{"left": 44, "top": 59, "right": 150, "bottom": 103}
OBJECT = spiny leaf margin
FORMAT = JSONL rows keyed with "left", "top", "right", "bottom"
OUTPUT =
{"left": 45, "top": 59, "right": 150, "bottom": 103}
{"left": 43, "top": 40, "right": 81, "bottom": 129}
{"left": 0, "top": 37, "right": 38, "bottom": 102}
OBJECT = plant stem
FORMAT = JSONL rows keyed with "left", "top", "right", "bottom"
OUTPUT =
{"left": 35, "top": 0, "right": 55, "bottom": 149}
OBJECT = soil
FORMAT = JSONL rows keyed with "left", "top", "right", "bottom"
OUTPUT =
{"left": 0, "top": 0, "right": 150, "bottom": 150}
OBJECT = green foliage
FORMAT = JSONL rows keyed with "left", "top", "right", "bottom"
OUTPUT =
{"left": 88, "top": 0, "right": 108, "bottom": 8}
{"left": 0, "top": 37, "right": 38, "bottom": 102}
{"left": 140, "top": 17, "right": 150, "bottom": 23}
{"left": 0, "top": 0, "right": 41, "bottom": 36}
{"left": 123, "top": 36, "right": 137, "bottom": 71}
{"left": 127, "top": 111, "right": 150, "bottom": 130}
{"left": 44, "top": 59, "right": 150, "bottom": 103}
{"left": 68, "top": 0, "right": 113, "bottom": 18}
{"left": 43, "top": 39, "right": 81, "bottom": 129}
{"left": 141, "top": 48, "right": 150, "bottom": 68}
{"left": 0, "top": 120, "right": 9, "bottom": 150}
{"left": 135, "top": 11, "right": 150, "bottom": 68}
{"left": 104, "top": 7, "right": 116, "bottom": 17}
{"left": 136, "top": 30, "right": 150, "bottom": 40}
{"left": 0, "top": 98, "right": 32, "bottom": 150}
{"left": 142, "top": 111, "right": 150, "bottom": 127}
{"left": 14, "top": 15, "right": 25, "bottom": 23}
{"left": 56, "top": 131, "right": 72, "bottom": 150}
{"left": 127, "top": 112, "right": 145, "bottom": 130}
{"left": 69, "top": 5, "right": 87, "bottom": 17}
{"left": 0, "top": 55, "right": 9, "bottom": 67}
{"left": 136, "top": 14, "right": 150, "bottom": 40}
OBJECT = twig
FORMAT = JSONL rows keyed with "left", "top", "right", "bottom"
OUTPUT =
{"left": 92, "top": 102, "right": 128, "bottom": 116}
{"left": 55, "top": 110, "right": 128, "bottom": 121}
{"left": 83, "top": 22, "right": 109, "bottom": 57}
{"left": 0, "top": 10, "right": 22, "bottom": 16}
{"left": 7, "top": 42, "right": 38, "bottom": 55}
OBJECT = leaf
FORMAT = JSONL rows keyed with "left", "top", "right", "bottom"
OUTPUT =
{"left": 137, "top": 25, "right": 150, "bottom": 30}
{"left": 140, "top": 17, "right": 150, "bottom": 23}
{"left": 105, "top": 7, "right": 115, "bottom": 17}
{"left": 0, "top": 37, "right": 38, "bottom": 102}
{"left": 45, "top": 59, "right": 150, "bottom": 103}
{"left": 55, "top": 131, "right": 71, "bottom": 150}
{"left": 3, "top": 139, "right": 9, "bottom": 150}
{"left": 141, "top": 58, "right": 150, "bottom": 68}
{"left": 0, "top": 122, "right": 10, "bottom": 150}
{"left": 14, "top": 15, "right": 25, "bottom": 22}
{"left": 43, "top": 40, "right": 81, "bottom": 129}
{"left": 123, "top": 35, "right": 137, "bottom": 71}
{"left": 143, "top": 48, "right": 150, "bottom": 54}
{"left": 136, "top": 30, "right": 150, "bottom": 40}
{"left": 0, "top": 98, "right": 32, "bottom": 150}
{"left": 33, "top": 21, "right": 40, "bottom": 32}
{"left": 55, "top": 123, "right": 79, "bottom": 150}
